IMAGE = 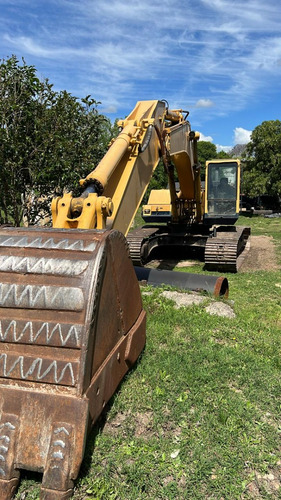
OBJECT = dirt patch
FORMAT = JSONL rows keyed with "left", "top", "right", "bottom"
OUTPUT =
{"left": 103, "top": 411, "right": 156, "bottom": 440}
{"left": 240, "top": 235, "right": 280, "bottom": 272}
{"left": 103, "top": 412, "right": 129, "bottom": 436}
{"left": 160, "top": 290, "right": 236, "bottom": 318}
{"left": 163, "top": 475, "right": 174, "bottom": 486}
{"left": 205, "top": 302, "right": 236, "bottom": 318}
{"left": 245, "top": 465, "right": 281, "bottom": 498}
{"left": 161, "top": 290, "right": 205, "bottom": 308}
{"left": 134, "top": 411, "right": 154, "bottom": 439}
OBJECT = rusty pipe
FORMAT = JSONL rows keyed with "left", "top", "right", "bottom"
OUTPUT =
{"left": 134, "top": 267, "right": 229, "bottom": 297}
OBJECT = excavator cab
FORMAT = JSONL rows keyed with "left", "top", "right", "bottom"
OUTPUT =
{"left": 204, "top": 159, "right": 240, "bottom": 226}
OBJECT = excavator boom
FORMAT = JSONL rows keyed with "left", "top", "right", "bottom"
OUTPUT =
{"left": 52, "top": 100, "right": 200, "bottom": 234}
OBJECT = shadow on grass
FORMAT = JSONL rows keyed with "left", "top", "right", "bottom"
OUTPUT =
{"left": 77, "top": 350, "right": 146, "bottom": 481}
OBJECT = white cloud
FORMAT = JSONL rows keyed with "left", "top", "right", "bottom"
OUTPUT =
{"left": 195, "top": 99, "right": 214, "bottom": 108}
{"left": 216, "top": 144, "right": 233, "bottom": 152}
{"left": 198, "top": 132, "right": 214, "bottom": 142}
{"left": 201, "top": 0, "right": 279, "bottom": 29}
{"left": 234, "top": 127, "right": 252, "bottom": 144}
{"left": 101, "top": 105, "right": 117, "bottom": 114}
{"left": 1, "top": 0, "right": 280, "bottom": 142}
{"left": 3, "top": 34, "right": 88, "bottom": 59}
{"left": 198, "top": 133, "right": 232, "bottom": 153}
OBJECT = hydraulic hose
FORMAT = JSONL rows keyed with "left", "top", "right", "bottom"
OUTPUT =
{"left": 139, "top": 125, "right": 154, "bottom": 153}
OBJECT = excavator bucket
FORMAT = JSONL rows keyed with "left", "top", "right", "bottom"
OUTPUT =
{"left": 0, "top": 227, "right": 146, "bottom": 499}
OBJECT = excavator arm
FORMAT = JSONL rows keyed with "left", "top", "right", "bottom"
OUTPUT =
{"left": 51, "top": 100, "right": 201, "bottom": 234}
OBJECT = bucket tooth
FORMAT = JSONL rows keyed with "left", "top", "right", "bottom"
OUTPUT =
{"left": 0, "top": 477, "right": 20, "bottom": 500}
{"left": 0, "top": 413, "right": 20, "bottom": 500}
{"left": 0, "top": 227, "right": 146, "bottom": 497}
{"left": 41, "top": 422, "right": 74, "bottom": 498}
{"left": 40, "top": 489, "right": 74, "bottom": 500}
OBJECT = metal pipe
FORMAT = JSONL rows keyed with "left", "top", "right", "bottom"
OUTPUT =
{"left": 134, "top": 267, "right": 229, "bottom": 297}
{"left": 165, "top": 110, "right": 183, "bottom": 123}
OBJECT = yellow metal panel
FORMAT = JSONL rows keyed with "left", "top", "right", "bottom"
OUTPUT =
{"left": 102, "top": 101, "right": 166, "bottom": 235}
{"left": 169, "top": 122, "right": 195, "bottom": 200}
{"left": 147, "top": 189, "right": 171, "bottom": 205}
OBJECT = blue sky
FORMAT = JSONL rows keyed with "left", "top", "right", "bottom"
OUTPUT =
{"left": 1, "top": 0, "right": 281, "bottom": 151}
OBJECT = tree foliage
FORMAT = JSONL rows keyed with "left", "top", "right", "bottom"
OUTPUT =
{"left": 242, "top": 120, "right": 281, "bottom": 198}
{"left": 0, "top": 55, "right": 112, "bottom": 225}
{"left": 197, "top": 141, "right": 231, "bottom": 179}
{"left": 216, "top": 150, "right": 231, "bottom": 159}
{"left": 197, "top": 141, "right": 217, "bottom": 167}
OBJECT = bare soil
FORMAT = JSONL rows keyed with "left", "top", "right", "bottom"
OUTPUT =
{"left": 240, "top": 235, "right": 280, "bottom": 272}
{"left": 245, "top": 464, "right": 281, "bottom": 498}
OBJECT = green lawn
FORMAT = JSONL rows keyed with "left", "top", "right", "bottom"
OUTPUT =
{"left": 16, "top": 216, "right": 281, "bottom": 499}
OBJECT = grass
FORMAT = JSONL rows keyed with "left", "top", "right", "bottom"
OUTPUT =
{"left": 16, "top": 215, "right": 281, "bottom": 499}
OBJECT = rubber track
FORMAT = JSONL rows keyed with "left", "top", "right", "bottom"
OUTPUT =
{"left": 127, "top": 227, "right": 158, "bottom": 266}
{"left": 204, "top": 226, "right": 251, "bottom": 272}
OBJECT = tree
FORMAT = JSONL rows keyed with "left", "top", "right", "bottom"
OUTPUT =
{"left": 0, "top": 55, "right": 112, "bottom": 226}
{"left": 216, "top": 150, "right": 231, "bottom": 159}
{"left": 242, "top": 120, "right": 281, "bottom": 198}
{"left": 197, "top": 141, "right": 217, "bottom": 179}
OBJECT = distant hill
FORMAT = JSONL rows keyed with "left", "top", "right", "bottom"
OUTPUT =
{"left": 229, "top": 144, "right": 248, "bottom": 157}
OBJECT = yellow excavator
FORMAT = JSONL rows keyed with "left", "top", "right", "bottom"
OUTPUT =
{"left": 0, "top": 100, "right": 245, "bottom": 499}
{"left": 52, "top": 100, "right": 249, "bottom": 273}
{"left": 141, "top": 158, "right": 250, "bottom": 271}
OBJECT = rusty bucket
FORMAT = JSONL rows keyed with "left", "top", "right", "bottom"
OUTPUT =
{"left": 0, "top": 227, "right": 146, "bottom": 499}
